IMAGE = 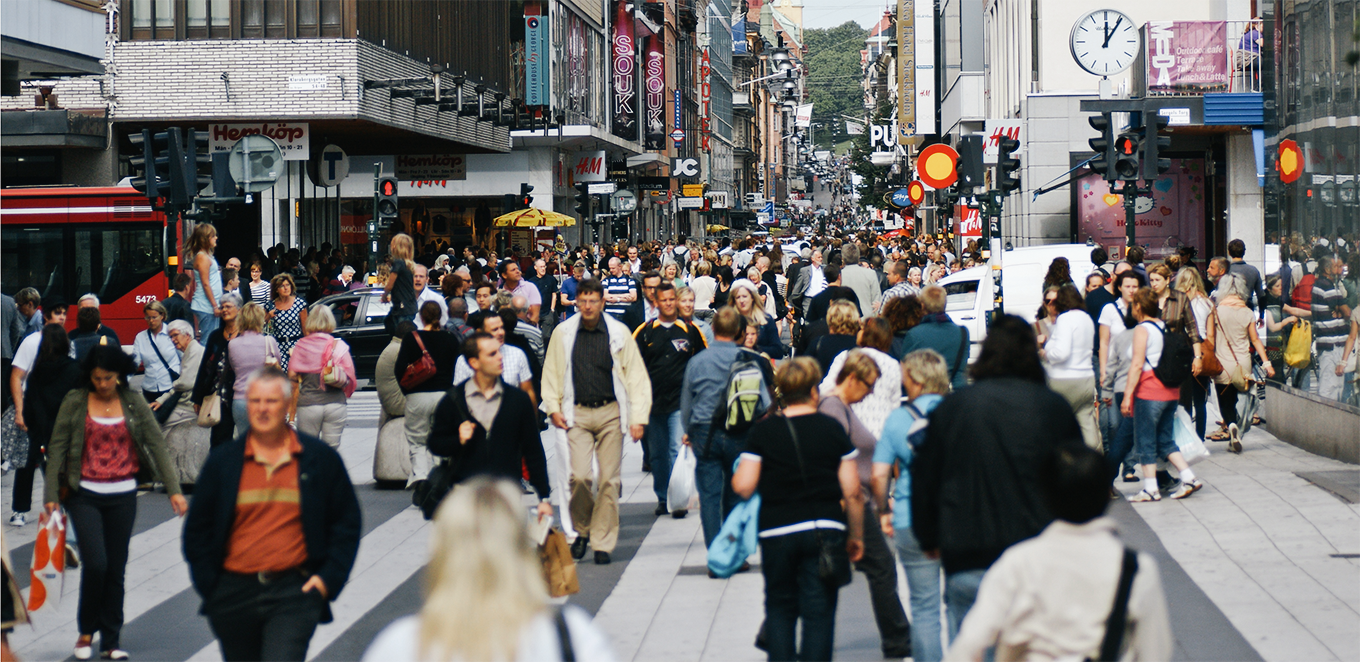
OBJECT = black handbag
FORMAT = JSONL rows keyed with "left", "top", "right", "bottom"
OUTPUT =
{"left": 783, "top": 417, "right": 852, "bottom": 588}
{"left": 412, "top": 388, "right": 469, "bottom": 519}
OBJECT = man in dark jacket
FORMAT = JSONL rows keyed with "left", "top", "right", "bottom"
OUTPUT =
{"left": 898, "top": 285, "right": 970, "bottom": 389}
{"left": 911, "top": 315, "right": 1084, "bottom": 639}
{"left": 428, "top": 332, "right": 553, "bottom": 520}
{"left": 163, "top": 273, "right": 195, "bottom": 326}
{"left": 183, "top": 366, "right": 361, "bottom": 662}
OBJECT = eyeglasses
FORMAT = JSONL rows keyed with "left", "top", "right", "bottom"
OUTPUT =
{"left": 1044, "top": 298, "right": 1057, "bottom": 305}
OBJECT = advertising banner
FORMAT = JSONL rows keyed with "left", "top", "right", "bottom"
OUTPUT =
{"left": 572, "top": 150, "right": 608, "bottom": 182}
{"left": 611, "top": 1, "right": 638, "bottom": 141}
{"left": 210, "top": 123, "right": 309, "bottom": 160}
{"left": 982, "top": 120, "right": 1023, "bottom": 164}
{"left": 567, "top": 14, "right": 589, "bottom": 110}
{"left": 644, "top": 33, "right": 666, "bottom": 150}
{"left": 699, "top": 47, "right": 712, "bottom": 152}
{"left": 525, "top": 13, "right": 550, "bottom": 106}
{"left": 795, "top": 104, "right": 814, "bottom": 128}
{"left": 955, "top": 205, "right": 981, "bottom": 238}
{"left": 914, "top": 0, "right": 935, "bottom": 135}
{"left": 896, "top": 0, "right": 915, "bottom": 140}
{"left": 1146, "top": 21, "right": 1228, "bottom": 93}
{"left": 1076, "top": 158, "right": 1206, "bottom": 258}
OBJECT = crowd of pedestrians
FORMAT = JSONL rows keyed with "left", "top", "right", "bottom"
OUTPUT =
{"left": 4, "top": 222, "right": 1351, "bottom": 662}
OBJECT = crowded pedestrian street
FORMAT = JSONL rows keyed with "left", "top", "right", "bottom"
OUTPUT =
{"left": 2, "top": 382, "right": 1355, "bottom": 661}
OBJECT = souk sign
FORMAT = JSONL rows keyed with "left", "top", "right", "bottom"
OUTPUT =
{"left": 210, "top": 122, "right": 309, "bottom": 160}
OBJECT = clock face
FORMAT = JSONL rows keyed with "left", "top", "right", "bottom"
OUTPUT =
{"left": 1070, "top": 9, "right": 1141, "bottom": 76}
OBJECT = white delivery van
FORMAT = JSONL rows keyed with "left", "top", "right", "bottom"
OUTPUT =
{"left": 937, "top": 244, "right": 1098, "bottom": 362}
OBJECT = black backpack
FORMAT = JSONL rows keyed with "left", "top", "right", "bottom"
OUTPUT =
{"left": 1147, "top": 323, "right": 1193, "bottom": 389}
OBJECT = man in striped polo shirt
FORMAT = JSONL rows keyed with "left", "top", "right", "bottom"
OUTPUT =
{"left": 602, "top": 257, "right": 636, "bottom": 322}
{"left": 184, "top": 366, "right": 361, "bottom": 662}
{"left": 1312, "top": 255, "right": 1352, "bottom": 400}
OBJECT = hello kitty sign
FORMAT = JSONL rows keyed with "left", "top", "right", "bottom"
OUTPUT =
{"left": 1076, "top": 158, "right": 1206, "bottom": 259}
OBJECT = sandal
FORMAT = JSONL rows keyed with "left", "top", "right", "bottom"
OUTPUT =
{"left": 1206, "top": 430, "right": 1231, "bottom": 442}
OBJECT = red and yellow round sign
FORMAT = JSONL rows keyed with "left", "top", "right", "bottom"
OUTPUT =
{"left": 917, "top": 144, "right": 959, "bottom": 189}
{"left": 1278, "top": 139, "right": 1302, "bottom": 184}
{"left": 907, "top": 180, "right": 925, "bottom": 205}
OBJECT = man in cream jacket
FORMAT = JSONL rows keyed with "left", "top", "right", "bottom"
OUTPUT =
{"left": 541, "top": 279, "right": 652, "bottom": 565}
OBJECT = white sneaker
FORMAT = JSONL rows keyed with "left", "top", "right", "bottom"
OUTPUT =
{"left": 1227, "top": 423, "right": 1242, "bottom": 453}
{"left": 7, "top": 512, "right": 26, "bottom": 527}
{"left": 1128, "top": 489, "right": 1162, "bottom": 502}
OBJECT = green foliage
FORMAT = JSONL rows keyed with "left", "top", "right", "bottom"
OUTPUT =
{"left": 803, "top": 21, "right": 869, "bottom": 149}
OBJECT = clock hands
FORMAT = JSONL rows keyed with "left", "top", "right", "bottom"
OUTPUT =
{"left": 1102, "top": 16, "right": 1124, "bottom": 48}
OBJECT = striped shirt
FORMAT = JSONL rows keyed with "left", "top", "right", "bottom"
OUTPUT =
{"left": 1312, "top": 276, "right": 1348, "bottom": 346}
{"left": 223, "top": 434, "right": 308, "bottom": 574}
{"left": 602, "top": 275, "right": 635, "bottom": 318}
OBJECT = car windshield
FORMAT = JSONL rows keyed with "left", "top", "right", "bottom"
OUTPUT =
{"left": 944, "top": 280, "right": 979, "bottom": 312}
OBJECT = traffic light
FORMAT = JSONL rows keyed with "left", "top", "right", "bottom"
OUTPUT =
{"left": 956, "top": 135, "right": 984, "bottom": 190}
{"left": 1088, "top": 113, "right": 1115, "bottom": 181}
{"left": 182, "top": 128, "right": 211, "bottom": 204}
{"left": 996, "top": 136, "right": 1021, "bottom": 195}
{"left": 1142, "top": 112, "right": 1171, "bottom": 180}
{"left": 1114, "top": 131, "right": 1141, "bottom": 181}
{"left": 573, "top": 182, "right": 591, "bottom": 219}
{"left": 375, "top": 176, "right": 399, "bottom": 227}
{"left": 519, "top": 183, "right": 534, "bottom": 209}
{"left": 611, "top": 216, "right": 628, "bottom": 240}
{"left": 128, "top": 129, "right": 165, "bottom": 200}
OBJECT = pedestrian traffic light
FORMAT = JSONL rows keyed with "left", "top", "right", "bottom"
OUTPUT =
{"left": 128, "top": 129, "right": 165, "bottom": 201}
{"left": 1088, "top": 113, "right": 1116, "bottom": 181}
{"left": 574, "top": 182, "right": 591, "bottom": 219}
{"left": 519, "top": 183, "right": 534, "bottom": 209}
{"left": 1114, "top": 131, "right": 1141, "bottom": 181}
{"left": 1141, "top": 112, "right": 1171, "bottom": 180}
{"left": 956, "top": 135, "right": 984, "bottom": 191}
{"left": 996, "top": 136, "right": 1021, "bottom": 196}
{"left": 611, "top": 216, "right": 628, "bottom": 239}
{"left": 375, "top": 176, "right": 399, "bottom": 227}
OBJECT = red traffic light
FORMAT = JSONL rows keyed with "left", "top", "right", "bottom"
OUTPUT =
{"left": 1115, "top": 135, "right": 1138, "bottom": 155}
{"left": 380, "top": 179, "right": 397, "bottom": 196}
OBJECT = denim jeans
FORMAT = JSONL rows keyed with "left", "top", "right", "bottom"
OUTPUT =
{"left": 895, "top": 526, "right": 944, "bottom": 662}
{"left": 1106, "top": 393, "right": 1137, "bottom": 483}
{"left": 232, "top": 398, "right": 249, "bottom": 439}
{"left": 1133, "top": 397, "right": 1178, "bottom": 466}
{"left": 761, "top": 529, "right": 844, "bottom": 661}
{"left": 206, "top": 572, "right": 325, "bottom": 661}
{"left": 690, "top": 423, "right": 745, "bottom": 548}
{"left": 944, "top": 568, "right": 987, "bottom": 644}
{"left": 195, "top": 310, "right": 220, "bottom": 341}
{"left": 646, "top": 409, "right": 684, "bottom": 504}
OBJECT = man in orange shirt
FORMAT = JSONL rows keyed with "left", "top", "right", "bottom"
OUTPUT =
{"left": 183, "top": 366, "right": 361, "bottom": 662}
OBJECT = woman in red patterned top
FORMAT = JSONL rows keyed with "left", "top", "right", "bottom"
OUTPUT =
{"left": 43, "top": 345, "right": 186, "bottom": 661}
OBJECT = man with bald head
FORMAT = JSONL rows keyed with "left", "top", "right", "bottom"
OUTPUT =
{"left": 509, "top": 295, "right": 544, "bottom": 363}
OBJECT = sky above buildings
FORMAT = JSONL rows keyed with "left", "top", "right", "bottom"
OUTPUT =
{"left": 799, "top": 0, "right": 892, "bottom": 30}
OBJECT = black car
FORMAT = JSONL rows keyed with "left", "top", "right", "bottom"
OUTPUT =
{"left": 312, "top": 287, "right": 394, "bottom": 382}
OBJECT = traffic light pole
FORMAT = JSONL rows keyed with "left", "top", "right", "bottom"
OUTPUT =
{"left": 369, "top": 164, "right": 381, "bottom": 285}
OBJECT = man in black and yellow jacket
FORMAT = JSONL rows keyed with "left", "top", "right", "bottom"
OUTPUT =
{"left": 633, "top": 282, "right": 708, "bottom": 517}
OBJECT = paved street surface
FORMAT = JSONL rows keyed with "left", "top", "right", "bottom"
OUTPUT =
{"left": 4, "top": 391, "right": 1357, "bottom": 661}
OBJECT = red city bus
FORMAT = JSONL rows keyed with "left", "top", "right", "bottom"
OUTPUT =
{"left": 1, "top": 186, "right": 178, "bottom": 345}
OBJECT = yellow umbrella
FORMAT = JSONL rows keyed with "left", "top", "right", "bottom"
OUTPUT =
{"left": 706, "top": 224, "right": 729, "bottom": 232}
{"left": 492, "top": 208, "right": 577, "bottom": 227}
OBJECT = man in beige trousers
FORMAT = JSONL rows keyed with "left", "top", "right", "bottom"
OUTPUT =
{"left": 541, "top": 279, "right": 652, "bottom": 565}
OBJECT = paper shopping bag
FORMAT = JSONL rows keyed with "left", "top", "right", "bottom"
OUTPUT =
{"left": 539, "top": 529, "right": 580, "bottom": 598}
{"left": 28, "top": 509, "right": 67, "bottom": 612}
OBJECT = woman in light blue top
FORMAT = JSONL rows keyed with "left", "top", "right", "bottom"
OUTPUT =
{"left": 186, "top": 223, "right": 223, "bottom": 340}
{"left": 871, "top": 348, "right": 952, "bottom": 662}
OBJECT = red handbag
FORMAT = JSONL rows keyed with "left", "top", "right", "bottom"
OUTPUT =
{"left": 398, "top": 331, "right": 438, "bottom": 389}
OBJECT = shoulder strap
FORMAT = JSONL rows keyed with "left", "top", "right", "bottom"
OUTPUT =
{"left": 782, "top": 416, "right": 810, "bottom": 490}
{"left": 411, "top": 329, "right": 432, "bottom": 357}
{"left": 553, "top": 607, "right": 576, "bottom": 662}
{"left": 951, "top": 325, "right": 968, "bottom": 379}
{"left": 145, "top": 330, "right": 179, "bottom": 380}
{"left": 1098, "top": 549, "right": 1139, "bottom": 662}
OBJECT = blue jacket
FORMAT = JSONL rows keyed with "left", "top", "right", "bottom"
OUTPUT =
{"left": 899, "top": 318, "right": 971, "bottom": 390}
{"left": 182, "top": 431, "right": 361, "bottom": 622}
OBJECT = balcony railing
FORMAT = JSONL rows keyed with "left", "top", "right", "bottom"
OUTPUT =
{"left": 1139, "top": 19, "right": 1262, "bottom": 96}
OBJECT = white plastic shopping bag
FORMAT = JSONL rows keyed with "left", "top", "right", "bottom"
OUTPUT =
{"left": 1174, "top": 409, "right": 1210, "bottom": 465}
{"left": 667, "top": 445, "right": 699, "bottom": 514}
{"left": 28, "top": 508, "right": 67, "bottom": 612}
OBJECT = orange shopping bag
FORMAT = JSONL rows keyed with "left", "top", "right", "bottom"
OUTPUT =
{"left": 28, "top": 509, "right": 67, "bottom": 612}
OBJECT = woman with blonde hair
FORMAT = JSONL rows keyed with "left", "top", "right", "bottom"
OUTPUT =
{"left": 382, "top": 233, "right": 419, "bottom": 334}
{"left": 185, "top": 223, "right": 223, "bottom": 338}
{"left": 1174, "top": 267, "right": 1215, "bottom": 440}
{"left": 288, "top": 305, "right": 357, "bottom": 449}
{"left": 730, "top": 281, "right": 783, "bottom": 358}
{"left": 361, "top": 477, "right": 614, "bottom": 661}
{"left": 809, "top": 300, "right": 862, "bottom": 376}
{"left": 222, "top": 302, "right": 280, "bottom": 438}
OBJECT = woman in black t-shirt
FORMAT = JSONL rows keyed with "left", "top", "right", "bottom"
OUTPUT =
{"left": 395, "top": 301, "right": 460, "bottom": 492}
{"left": 383, "top": 233, "right": 419, "bottom": 335}
{"left": 732, "top": 357, "right": 865, "bottom": 662}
